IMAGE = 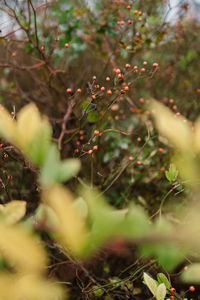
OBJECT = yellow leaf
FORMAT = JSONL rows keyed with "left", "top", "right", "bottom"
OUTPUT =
{"left": 0, "top": 273, "right": 65, "bottom": 300}
{"left": 0, "top": 223, "right": 47, "bottom": 273}
{"left": 16, "top": 103, "right": 50, "bottom": 150}
{"left": 42, "top": 184, "right": 87, "bottom": 256}
{"left": 0, "top": 105, "right": 17, "bottom": 143}
{"left": 150, "top": 100, "right": 192, "bottom": 152}
{"left": 0, "top": 201, "right": 26, "bottom": 225}
{"left": 193, "top": 118, "right": 200, "bottom": 153}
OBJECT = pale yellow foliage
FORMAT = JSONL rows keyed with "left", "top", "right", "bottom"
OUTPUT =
{"left": 0, "top": 105, "right": 17, "bottom": 143}
{"left": 0, "top": 223, "right": 47, "bottom": 274}
{"left": 16, "top": 103, "right": 50, "bottom": 150}
{"left": 0, "top": 201, "right": 26, "bottom": 225}
{"left": 42, "top": 184, "right": 88, "bottom": 256}
{"left": 150, "top": 100, "right": 192, "bottom": 152}
{"left": 150, "top": 100, "right": 200, "bottom": 181}
{"left": 0, "top": 273, "right": 65, "bottom": 300}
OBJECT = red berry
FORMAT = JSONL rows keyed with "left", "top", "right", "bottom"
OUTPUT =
{"left": 159, "top": 147, "right": 164, "bottom": 153}
{"left": 77, "top": 88, "right": 82, "bottom": 93}
{"left": 137, "top": 137, "right": 141, "bottom": 142}
{"left": 66, "top": 88, "right": 72, "bottom": 93}
{"left": 138, "top": 18, "right": 142, "bottom": 22}
{"left": 125, "top": 64, "right": 131, "bottom": 69}
{"left": 141, "top": 68, "right": 146, "bottom": 73}
{"left": 94, "top": 130, "right": 100, "bottom": 136}
{"left": 101, "top": 86, "right": 105, "bottom": 91}
{"left": 118, "top": 73, "right": 123, "bottom": 79}
{"left": 134, "top": 10, "right": 138, "bottom": 14}
{"left": 107, "top": 90, "right": 112, "bottom": 95}
{"left": 116, "top": 68, "right": 121, "bottom": 74}
{"left": 170, "top": 288, "right": 176, "bottom": 294}
{"left": 137, "top": 161, "right": 142, "bottom": 165}
{"left": 143, "top": 61, "right": 147, "bottom": 66}
{"left": 129, "top": 156, "right": 133, "bottom": 161}
{"left": 189, "top": 286, "right": 195, "bottom": 292}
{"left": 120, "top": 90, "right": 125, "bottom": 94}
{"left": 65, "top": 43, "right": 69, "bottom": 48}
{"left": 127, "top": 5, "right": 131, "bottom": 9}
{"left": 88, "top": 149, "right": 93, "bottom": 155}
{"left": 106, "top": 77, "right": 110, "bottom": 81}
{"left": 74, "top": 149, "right": 79, "bottom": 154}
{"left": 128, "top": 19, "right": 133, "bottom": 25}
{"left": 93, "top": 145, "right": 98, "bottom": 151}
{"left": 153, "top": 63, "right": 158, "bottom": 68}
{"left": 124, "top": 86, "right": 129, "bottom": 91}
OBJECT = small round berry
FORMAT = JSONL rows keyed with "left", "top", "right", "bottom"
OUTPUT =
{"left": 94, "top": 130, "right": 100, "bottom": 136}
{"left": 118, "top": 73, "right": 123, "bottom": 79}
{"left": 134, "top": 10, "right": 138, "bottom": 14}
{"left": 143, "top": 61, "right": 147, "bottom": 66}
{"left": 130, "top": 107, "right": 136, "bottom": 113}
{"left": 95, "top": 84, "right": 100, "bottom": 89}
{"left": 189, "top": 286, "right": 195, "bottom": 292}
{"left": 133, "top": 65, "right": 138, "bottom": 70}
{"left": 93, "top": 145, "right": 98, "bottom": 151}
{"left": 115, "top": 115, "right": 119, "bottom": 121}
{"left": 79, "top": 135, "right": 84, "bottom": 141}
{"left": 139, "top": 97, "right": 144, "bottom": 103}
{"left": 125, "top": 63, "right": 131, "bottom": 69}
{"left": 127, "top": 5, "right": 131, "bottom": 9}
{"left": 12, "top": 52, "right": 16, "bottom": 57}
{"left": 65, "top": 43, "right": 69, "bottom": 48}
{"left": 92, "top": 95, "right": 96, "bottom": 100}
{"left": 7, "top": 176, "right": 13, "bottom": 180}
{"left": 170, "top": 288, "right": 176, "bottom": 294}
{"left": 153, "top": 63, "right": 158, "bottom": 68}
{"left": 159, "top": 147, "right": 164, "bottom": 153}
{"left": 134, "top": 69, "right": 138, "bottom": 74}
{"left": 106, "top": 77, "right": 110, "bottom": 81}
{"left": 120, "top": 90, "right": 125, "bottom": 94}
{"left": 77, "top": 88, "right": 82, "bottom": 93}
{"left": 101, "top": 86, "right": 105, "bottom": 91}
{"left": 74, "top": 149, "right": 79, "bottom": 154}
{"left": 169, "top": 98, "right": 174, "bottom": 104}
{"left": 76, "top": 141, "right": 81, "bottom": 146}
{"left": 79, "top": 130, "right": 84, "bottom": 135}
{"left": 107, "top": 90, "right": 112, "bottom": 95}
{"left": 41, "top": 46, "right": 45, "bottom": 52}
{"left": 141, "top": 68, "right": 146, "bottom": 72}
{"left": 128, "top": 19, "right": 133, "bottom": 25}
{"left": 137, "top": 137, "right": 141, "bottom": 142}
{"left": 138, "top": 17, "right": 142, "bottom": 22}
{"left": 197, "top": 89, "right": 200, "bottom": 93}
{"left": 0, "top": 144, "right": 3, "bottom": 148}
{"left": 88, "top": 149, "right": 93, "bottom": 155}
{"left": 176, "top": 112, "right": 181, "bottom": 116}
{"left": 66, "top": 88, "right": 72, "bottom": 93}
{"left": 137, "top": 161, "right": 142, "bottom": 165}
{"left": 4, "top": 153, "right": 8, "bottom": 158}
{"left": 138, "top": 11, "right": 143, "bottom": 16}
{"left": 160, "top": 167, "right": 165, "bottom": 172}
{"left": 120, "top": 20, "right": 125, "bottom": 25}
{"left": 124, "top": 86, "right": 129, "bottom": 91}
{"left": 172, "top": 105, "right": 177, "bottom": 111}
{"left": 93, "top": 76, "right": 96, "bottom": 80}
{"left": 184, "top": 266, "right": 188, "bottom": 271}
{"left": 116, "top": 68, "right": 121, "bottom": 74}
{"left": 129, "top": 156, "right": 133, "bottom": 161}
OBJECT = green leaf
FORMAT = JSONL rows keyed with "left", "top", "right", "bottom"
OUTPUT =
{"left": 156, "top": 283, "right": 166, "bottom": 300}
{"left": 40, "top": 144, "right": 80, "bottom": 186}
{"left": 157, "top": 273, "right": 170, "bottom": 289}
{"left": 143, "top": 272, "right": 158, "bottom": 296}
{"left": 165, "top": 164, "right": 178, "bottom": 182}
{"left": 87, "top": 111, "right": 99, "bottom": 123}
